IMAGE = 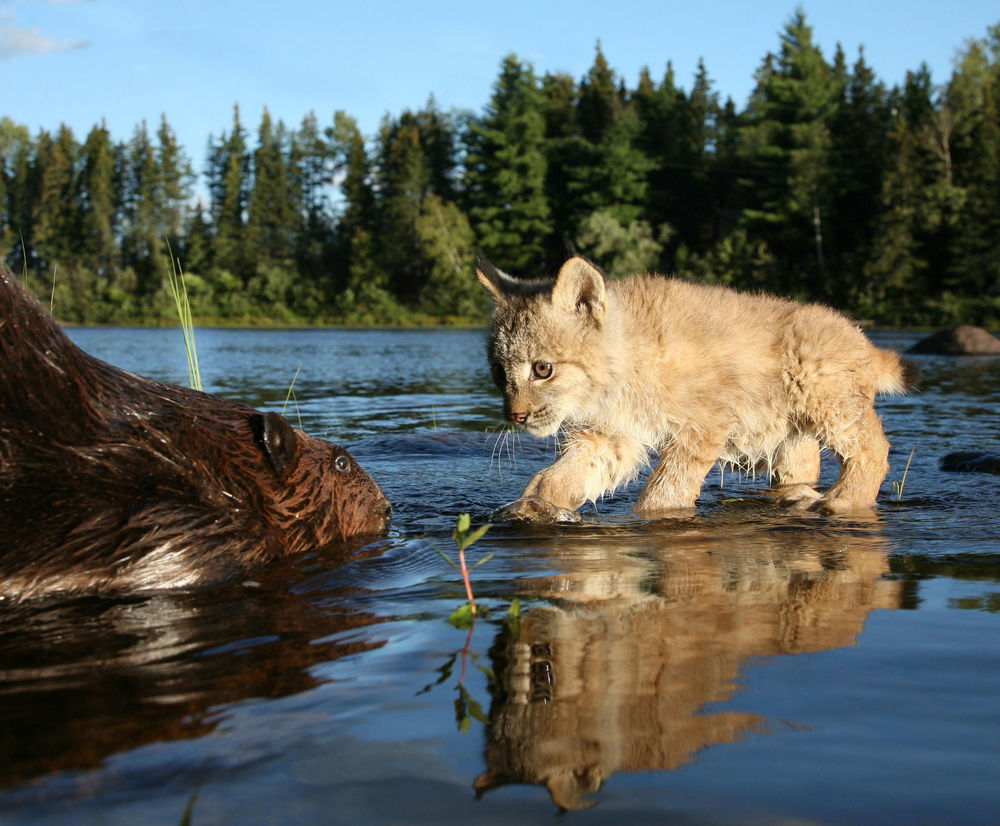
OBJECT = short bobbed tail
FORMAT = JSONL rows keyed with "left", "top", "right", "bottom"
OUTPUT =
{"left": 871, "top": 346, "right": 918, "bottom": 395}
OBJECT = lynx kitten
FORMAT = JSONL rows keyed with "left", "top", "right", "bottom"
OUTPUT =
{"left": 477, "top": 255, "right": 913, "bottom": 517}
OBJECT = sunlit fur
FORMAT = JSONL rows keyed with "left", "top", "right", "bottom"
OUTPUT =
{"left": 0, "top": 268, "right": 390, "bottom": 600}
{"left": 477, "top": 255, "right": 914, "bottom": 516}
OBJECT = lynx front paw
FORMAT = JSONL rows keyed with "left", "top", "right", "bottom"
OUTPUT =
{"left": 774, "top": 484, "right": 823, "bottom": 510}
{"left": 492, "top": 497, "right": 581, "bottom": 524}
{"left": 809, "top": 496, "right": 869, "bottom": 516}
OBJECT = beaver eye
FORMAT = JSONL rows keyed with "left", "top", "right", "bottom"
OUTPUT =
{"left": 532, "top": 361, "right": 553, "bottom": 380}
{"left": 335, "top": 455, "right": 351, "bottom": 473}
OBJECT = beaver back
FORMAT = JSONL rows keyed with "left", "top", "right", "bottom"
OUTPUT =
{"left": 0, "top": 268, "right": 390, "bottom": 600}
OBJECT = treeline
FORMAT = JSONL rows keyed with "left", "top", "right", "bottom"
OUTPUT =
{"left": 2, "top": 11, "right": 999, "bottom": 326}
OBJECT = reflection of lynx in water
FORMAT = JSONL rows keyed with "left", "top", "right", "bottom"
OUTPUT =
{"left": 474, "top": 527, "right": 904, "bottom": 810}
{"left": 477, "top": 255, "right": 915, "bottom": 517}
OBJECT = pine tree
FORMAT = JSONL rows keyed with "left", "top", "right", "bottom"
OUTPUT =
{"left": 634, "top": 60, "right": 719, "bottom": 264}
{"left": 155, "top": 115, "right": 194, "bottom": 246}
{"left": 329, "top": 110, "right": 387, "bottom": 310}
{"left": 246, "top": 108, "right": 294, "bottom": 271}
{"left": 570, "top": 46, "right": 654, "bottom": 264}
{"left": 945, "top": 30, "right": 1000, "bottom": 309}
{"left": 374, "top": 111, "right": 432, "bottom": 303}
{"left": 539, "top": 70, "right": 583, "bottom": 264}
{"left": 120, "top": 120, "right": 168, "bottom": 299}
{"left": 464, "top": 54, "right": 551, "bottom": 272}
{"left": 738, "top": 10, "right": 839, "bottom": 297}
{"left": 208, "top": 105, "right": 251, "bottom": 281}
{"left": 827, "top": 47, "right": 891, "bottom": 306}
{"left": 32, "top": 124, "right": 80, "bottom": 273}
{"left": 862, "top": 68, "right": 942, "bottom": 321}
{"left": 0, "top": 118, "right": 33, "bottom": 265}
{"left": 577, "top": 42, "right": 622, "bottom": 144}
{"left": 415, "top": 98, "right": 458, "bottom": 202}
{"left": 78, "top": 122, "right": 117, "bottom": 277}
{"left": 290, "top": 111, "right": 334, "bottom": 284}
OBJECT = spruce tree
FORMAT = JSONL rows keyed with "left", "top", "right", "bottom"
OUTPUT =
{"left": 120, "top": 120, "right": 168, "bottom": 301}
{"left": 372, "top": 112, "right": 428, "bottom": 304}
{"left": 827, "top": 47, "right": 890, "bottom": 306}
{"left": 539, "top": 70, "right": 583, "bottom": 264}
{"left": 862, "top": 69, "right": 939, "bottom": 321}
{"left": 78, "top": 123, "right": 117, "bottom": 277}
{"left": 738, "top": 10, "right": 839, "bottom": 298}
{"left": 290, "top": 111, "right": 333, "bottom": 285}
{"left": 0, "top": 118, "right": 33, "bottom": 265}
{"left": 329, "top": 111, "right": 388, "bottom": 311}
{"left": 246, "top": 108, "right": 294, "bottom": 271}
{"left": 464, "top": 54, "right": 551, "bottom": 273}
{"left": 570, "top": 46, "right": 653, "bottom": 266}
{"left": 32, "top": 125, "right": 80, "bottom": 273}
{"left": 155, "top": 115, "right": 194, "bottom": 247}
{"left": 945, "top": 31, "right": 1000, "bottom": 310}
{"left": 208, "top": 105, "right": 251, "bottom": 282}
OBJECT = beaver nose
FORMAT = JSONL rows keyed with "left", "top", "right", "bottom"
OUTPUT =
{"left": 508, "top": 410, "right": 529, "bottom": 425}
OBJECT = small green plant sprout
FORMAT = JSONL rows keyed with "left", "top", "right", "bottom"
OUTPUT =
{"left": 891, "top": 446, "right": 916, "bottom": 501}
{"left": 49, "top": 264, "right": 58, "bottom": 313}
{"left": 165, "top": 247, "right": 201, "bottom": 391}
{"left": 416, "top": 627, "right": 492, "bottom": 733}
{"left": 281, "top": 364, "right": 304, "bottom": 429}
{"left": 435, "top": 513, "right": 492, "bottom": 626}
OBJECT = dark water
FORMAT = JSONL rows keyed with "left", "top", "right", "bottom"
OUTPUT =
{"left": 1, "top": 327, "right": 998, "bottom": 825}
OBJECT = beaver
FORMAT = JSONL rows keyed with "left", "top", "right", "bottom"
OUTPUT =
{"left": 0, "top": 267, "right": 391, "bottom": 600}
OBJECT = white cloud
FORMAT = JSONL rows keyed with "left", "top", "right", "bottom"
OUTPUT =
{"left": 0, "top": 22, "right": 88, "bottom": 58}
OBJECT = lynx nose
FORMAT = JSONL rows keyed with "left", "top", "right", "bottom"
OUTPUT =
{"left": 507, "top": 410, "right": 529, "bottom": 425}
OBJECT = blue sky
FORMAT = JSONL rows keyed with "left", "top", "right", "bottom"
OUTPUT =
{"left": 2, "top": 0, "right": 998, "bottom": 171}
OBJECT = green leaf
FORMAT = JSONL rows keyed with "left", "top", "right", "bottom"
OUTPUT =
{"left": 469, "top": 551, "right": 496, "bottom": 570}
{"left": 432, "top": 546, "right": 462, "bottom": 572}
{"left": 464, "top": 523, "right": 491, "bottom": 547}
{"left": 456, "top": 513, "right": 471, "bottom": 534}
{"left": 447, "top": 603, "right": 476, "bottom": 629}
{"left": 466, "top": 697, "right": 488, "bottom": 724}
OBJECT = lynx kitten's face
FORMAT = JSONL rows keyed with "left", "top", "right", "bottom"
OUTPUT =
{"left": 486, "top": 296, "right": 599, "bottom": 438}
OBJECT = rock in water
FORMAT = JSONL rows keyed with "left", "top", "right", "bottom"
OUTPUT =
{"left": 909, "top": 325, "right": 1000, "bottom": 355}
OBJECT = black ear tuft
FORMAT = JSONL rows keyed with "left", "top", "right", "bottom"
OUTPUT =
{"left": 250, "top": 411, "right": 299, "bottom": 476}
{"left": 475, "top": 251, "right": 509, "bottom": 302}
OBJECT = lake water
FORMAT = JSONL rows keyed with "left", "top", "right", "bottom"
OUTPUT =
{"left": 1, "top": 326, "right": 998, "bottom": 825}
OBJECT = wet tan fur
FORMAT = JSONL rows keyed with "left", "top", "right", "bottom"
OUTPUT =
{"left": 478, "top": 256, "right": 912, "bottom": 515}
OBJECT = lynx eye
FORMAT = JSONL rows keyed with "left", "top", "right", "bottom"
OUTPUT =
{"left": 335, "top": 455, "right": 351, "bottom": 473}
{"left": 532, "top": 361, "right": 553, "bottom": 380}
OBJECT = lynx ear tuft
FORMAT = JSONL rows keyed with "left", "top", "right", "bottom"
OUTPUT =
{"left": 551, "top": 256, "right": 607, "bottom": 324}
{"left": 475, "top": 252, "right": 513, "bottom": 303}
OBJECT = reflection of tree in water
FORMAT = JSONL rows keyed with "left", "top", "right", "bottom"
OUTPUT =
{"left": 475, "top": 519, "right": 907, "bottom": 811}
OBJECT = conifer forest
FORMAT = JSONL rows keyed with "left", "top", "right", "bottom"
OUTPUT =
{"left": 2, "top": 12, "right": 999, "bottom": 326}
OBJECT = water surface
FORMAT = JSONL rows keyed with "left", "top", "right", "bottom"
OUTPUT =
{"left": 1, "top": 327, "right": 998, "bottom": 825}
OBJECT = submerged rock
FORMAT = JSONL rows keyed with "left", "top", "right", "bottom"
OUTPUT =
{"left": 940, "top": 451, "right": 1000, "bottom": 474}
{"left": 908, "top": 325, "right": 1000, "bottom": 355}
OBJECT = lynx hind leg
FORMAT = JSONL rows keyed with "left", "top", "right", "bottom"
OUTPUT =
{"left": 780, "top": 312, "right": 890, "bottom": 513}
{"left": 772, "top": 434, "right": 821, "bottom": 486}
{"left": 814, "top": 405, "right": 890, "bottom": 514}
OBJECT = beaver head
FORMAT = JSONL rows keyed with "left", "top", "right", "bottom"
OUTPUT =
{"left": 0, "top": 268, "right": 391, "bottom": 600}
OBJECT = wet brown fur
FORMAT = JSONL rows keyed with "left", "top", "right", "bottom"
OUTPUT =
{"left": 0, "top": 267, "right": 390, "bottom": 600}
